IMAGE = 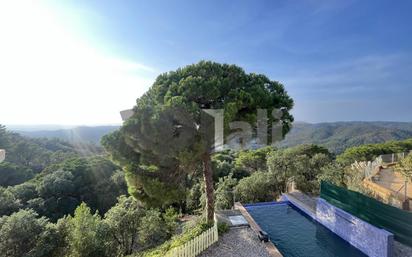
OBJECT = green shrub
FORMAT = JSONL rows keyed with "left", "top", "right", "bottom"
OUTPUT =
{"left": 186, "top": 182, "right": 202, "bottom": 213}
{"left": 317, "top": 162, "right": 346, "bottom": 187}
{"left": 266, "top": 145, "right": 332, "bottom": 195}
{"left": 163, "top": 207, "right": 179, "bottom": 236}
{"left": 215, "top": 175, "right": 238, "bottom": 210}
{"left": 217, "top": 222, "right": 229, "bottom": 235}
{"left": 138, "top": 220, "right": 211, "bottom": 257}
{"left": 65, "top": 203, "right": 109, "bottom": 257}
{"left": 0, "top": 187, "right": 21, "bottom": 216}
{"left": 0, "top": 209, "right": 60, "bottom": 257}
{"left": 138, "top": 209, "right": 169, "bottom": 248}
{"left": 337, "top": 139, "right": 412, "bottom": 165}
{"left": 0, "top": 162, "right": 34, "bottom": 187}
{"left": 234, "top": 146, "right": 275, "bottom": 174}
{"left": 235, "top": 172, "right": 277, "bottom": 203}
{"left": 104, "top": 196, "right": 144, "bottom": 256}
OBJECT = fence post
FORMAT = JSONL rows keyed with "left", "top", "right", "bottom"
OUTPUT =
{"left": 163, "top": 221, "right": 218, "bottom": 257}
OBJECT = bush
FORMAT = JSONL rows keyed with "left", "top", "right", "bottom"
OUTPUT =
{"left": 215, "top": 175, "right": 237, "bottom": 210}
{"left": 318, "top": 162, "right": 346, "bottom": 187}
{"left": 0, "top": 187, "right": 21, "bottom": 216}
{"left": 294, "top": 153, "right": 332, "bottom": 194}
{"left": 266, "top": 145, "right": 332, "bottom": 195}
{"left": 138, "top": 221, "right": 211, "bottom": 257}
{"left": 212, "top": 160, "right": 234, "bottom": 181}
{"left": 337, "top": 139, "right": 412, "bottom": 165}
{"left": 162, "top": 207, "right": 179, "bottom": 237}
{"left": 186, "top": 182, "right": 202, "bottom": 213}
{"left": 138, "top": 209, "right": 169, "bottom": 249}
{"left": 217, "top": 222, "right": 229, "bottom": 235}
{"left": 65, "top": 203, "right": 109, "bottom": 257}
{"left": 0, "top": 209, "right": 59, "bottom": 257}
{"left": 0, "top": 162, "right": 33, "bottom": 187}
{"left": 104, "top": 196, "right": 144, "bottom": 256}
{"left": 234, "top": 146, "right": 275, "bottom": 174}
{"left": 235, "top": 172, "right": 277, "bottom": 203}
{"left": 8, "top": 182, "right": 38, "bottom": 204}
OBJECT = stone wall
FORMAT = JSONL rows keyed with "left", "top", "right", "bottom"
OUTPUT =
{"left": 316, "top": 198, "right": 394, "bottom": 257}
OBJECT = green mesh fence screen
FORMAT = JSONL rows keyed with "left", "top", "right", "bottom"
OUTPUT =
{"left": 320, "top": 181, "right": 412, "bottom": 247}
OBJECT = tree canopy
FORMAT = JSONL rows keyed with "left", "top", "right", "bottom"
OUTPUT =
{"left": 396, "top": 153, "right": 412, "bottom": 180}
{"left": 337, "top": 138, "right": 412, "bottom": 165}
{"left": 102, "top": 61, "right": 294, "bottom": 222}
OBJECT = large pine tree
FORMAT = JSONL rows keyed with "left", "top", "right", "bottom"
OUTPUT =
{"left": 102, "top": 61, "right": 294, "bottom": 222}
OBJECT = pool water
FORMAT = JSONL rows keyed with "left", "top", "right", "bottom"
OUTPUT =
{"left": 246, "top": 203, "right": 367, "bottom": 257}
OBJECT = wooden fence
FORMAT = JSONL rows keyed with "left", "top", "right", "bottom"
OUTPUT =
{"left": 165, "top": 223, "right": 218, "bottom": 257}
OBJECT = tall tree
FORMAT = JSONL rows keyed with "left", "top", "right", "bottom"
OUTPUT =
{"left": 395, "top": 153, "right": 412, "bottom": 208}
{"left": 103, "top": 61, "right": 293, "bottom": 222}
{"left": 66, "top": 203, "right": 108, "bottom": 257}
{"left": 0, "top": 209, "right": 59, "bottom": 257}
{"left": 395, "top": 153, "right": 412, "bottom": 180}
{"left": 104, "top": 196, "right": 144, "bottom": 256}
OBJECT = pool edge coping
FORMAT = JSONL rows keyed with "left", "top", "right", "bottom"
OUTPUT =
{"left": 235, "top": 202, "right": 284, "bottom": 257}
{"left": 282, "top": 194, "right": 317, "bottom": 219}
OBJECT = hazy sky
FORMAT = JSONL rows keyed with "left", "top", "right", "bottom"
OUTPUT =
{"left": 1, "top": 0, "right": 411, "bottom": 125}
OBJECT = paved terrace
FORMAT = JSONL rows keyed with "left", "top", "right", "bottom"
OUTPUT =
{"left": 200, "top": 191, "right": 412, "bottom": 257}
{"left": 373, "top": 168, "right": 412, "bottom": 199}
{"left": 198, "top": 227, "right": 273, "bottom": 257}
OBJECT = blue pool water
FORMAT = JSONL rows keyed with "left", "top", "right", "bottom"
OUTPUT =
{"left": 246, "top": 203, "right": 367, "bottom": 257}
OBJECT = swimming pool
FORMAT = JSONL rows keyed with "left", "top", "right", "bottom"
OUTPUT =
{"left": 245, "top": 202, "right": 367, "bottom": 257}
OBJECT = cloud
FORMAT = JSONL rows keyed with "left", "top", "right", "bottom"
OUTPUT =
{"left": 282, "top": 53, "right": 411, "bottom": 95}
{"left": 282, "top": 53, "right": 412, "bottom": 122}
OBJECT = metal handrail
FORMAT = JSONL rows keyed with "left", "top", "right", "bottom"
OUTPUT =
{"left": 395, "top": 184, "right": 405, "bottom": 196}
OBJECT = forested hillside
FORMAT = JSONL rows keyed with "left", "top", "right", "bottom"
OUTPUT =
{"left": 2, "top": 121, "right": 412, "bottom": 257}
{"left": 0, "top": 125, "right": 101, "bottom": 186}
{"left": 0, "top": 125, "right": 127, "bottom": 220}
{"left": 279, "top": 121, "right": 412, "bottom": 154}
{"left": 15, "top": 122, "right": 412, "bottom": 153}
{"left": 15, "top": 126, "right": 119, "bottom": 145}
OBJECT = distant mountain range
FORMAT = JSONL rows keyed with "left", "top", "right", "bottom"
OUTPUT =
{"left": 278, "top": 121, "right": 412, "bottom": 154}
{"left": 9, "top": 122, "right": 412, "bottom": 153}
{"left": 14, "top": 126, "right": 120, "bottom": 145}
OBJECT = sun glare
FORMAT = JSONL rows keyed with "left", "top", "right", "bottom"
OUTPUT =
{"left": 0, "top": 1, "right": 153, "bottom": 125}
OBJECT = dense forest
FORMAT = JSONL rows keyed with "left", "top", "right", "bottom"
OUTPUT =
{"left": 15, "top": 126, "right": 119, "bottom": 145}
{"left": 16, "top": 121, "right": 412, "bottom": 154}
{"left": 2, "top": 62, "right": 412, "bottom": 257}
{"left": 2, "top": 123, "right": 412, "bottom": 257}
{"left": 278, "top": 121, "right": 412, "bottom": 154}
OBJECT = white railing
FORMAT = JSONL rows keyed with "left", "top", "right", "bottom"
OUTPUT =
{"left": 351, "top": 151, "right": 412, "bottom": 179}
{"left": 165, "top": 223, "right": 218, "bottom": 257}
{"left": 352, "top": 156, "right": 383, "bottom": 179}
{"left": 380, "top": 151, "right": 412, "bottom": 164}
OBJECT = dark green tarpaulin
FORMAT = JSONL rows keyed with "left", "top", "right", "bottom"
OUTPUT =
{"left": 320, "top": 181, "right": 412, "bottom": 247}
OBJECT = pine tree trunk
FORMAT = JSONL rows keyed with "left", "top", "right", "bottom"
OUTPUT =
{"left": 202, "top": 152, "right": 215, "bottom": 223}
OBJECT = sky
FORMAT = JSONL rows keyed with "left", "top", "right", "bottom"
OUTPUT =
{"left": 1, "top": 0, "right": 412, "bottom": 125}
